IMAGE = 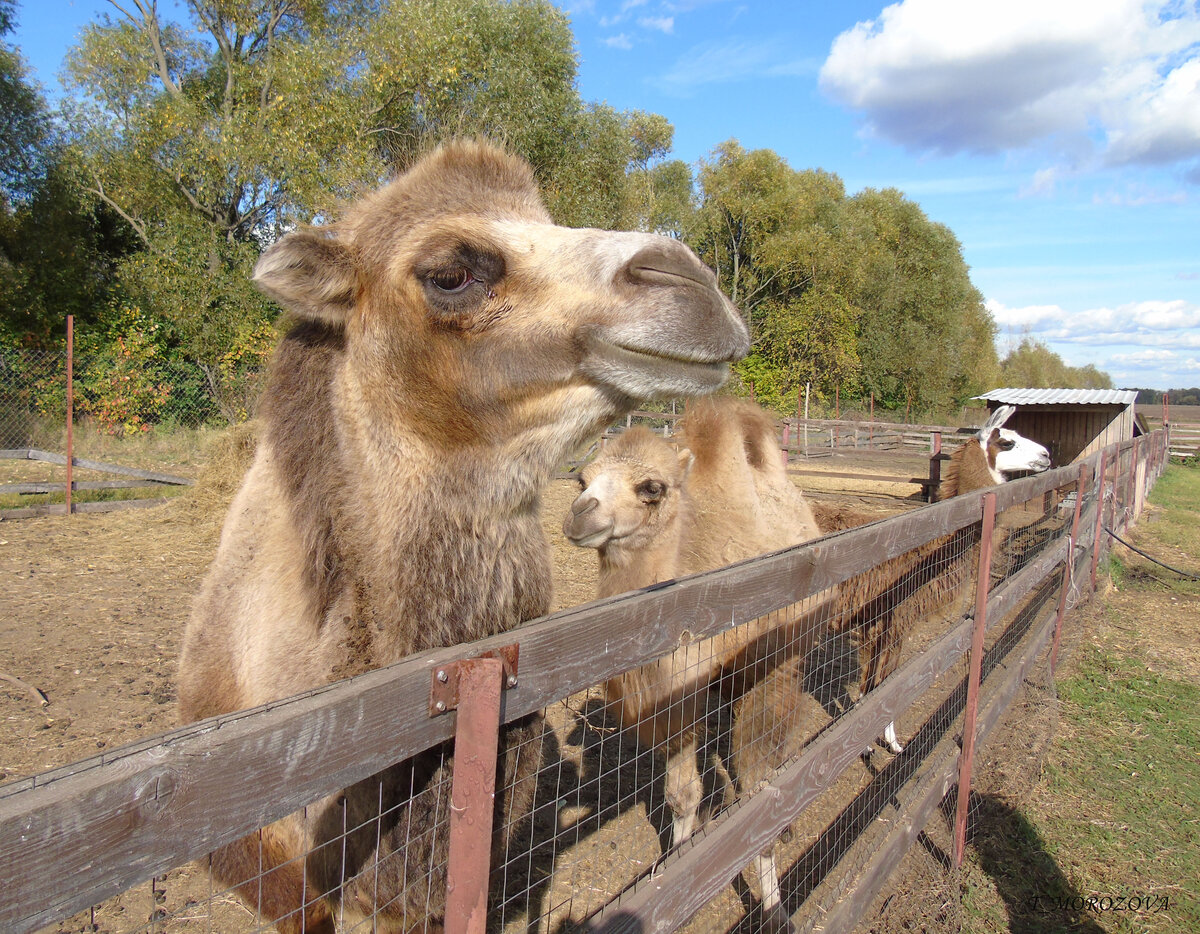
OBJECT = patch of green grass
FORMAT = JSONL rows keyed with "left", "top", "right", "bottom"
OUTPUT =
{"left": 1036, "top": 646, "right": 1200, "bottom": 930}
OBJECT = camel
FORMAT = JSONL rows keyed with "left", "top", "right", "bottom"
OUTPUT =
{"left": 834, "top": 404, "right": 1051, "bottom": 755}
{"left": 562, "top": 396, "right": 822, "bottom": 933}
{"left": 177, "top": 140, "right": 749, "bottom": 934}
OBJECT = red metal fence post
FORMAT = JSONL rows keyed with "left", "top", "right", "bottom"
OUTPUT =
{"left": 1090, "top": 451, "right": 1108, "bottom": 592}
{"left": 1051, "top": 465, "right": 1089, "bottom": 672}
{"left": 953, "top": 491, "right": 997, "bottom": 869}
{"left": 65, "top": 315, "right": 74, "bottom": 516}
{"left": 442, "top": 656, "right": 505, "bottom": 934}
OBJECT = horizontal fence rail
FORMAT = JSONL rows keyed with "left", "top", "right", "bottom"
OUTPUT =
{"left": 0, "top": 429, "right": 1167, "bottom": 934}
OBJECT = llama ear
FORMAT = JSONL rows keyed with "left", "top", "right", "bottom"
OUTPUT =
{"left": 983, "top": 404, "right": 1016, "bottom": 432}
{"left": 253, "top": 228, "right": 357, "bottom": 325}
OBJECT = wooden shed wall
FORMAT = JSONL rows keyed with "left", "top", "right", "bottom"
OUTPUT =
{"left": 995, "top": 403, "right": 1134, "bottom": 467}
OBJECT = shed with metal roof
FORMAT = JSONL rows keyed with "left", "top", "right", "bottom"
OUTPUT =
{"left": 973, "top": 388, "right": 1143, "bottom": 466}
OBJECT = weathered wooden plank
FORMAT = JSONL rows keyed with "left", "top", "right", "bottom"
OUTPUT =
{"left": 785, "top": 468, "right": 921, "bottom": 484}
{"left": 23, "top": 449, "right": 193, "bottom": 486}
{"left": 0, "top": 448, "right": 33, "bottom": 459}
{"left": 1, "top": 479, "right": 165, "bottom": 494}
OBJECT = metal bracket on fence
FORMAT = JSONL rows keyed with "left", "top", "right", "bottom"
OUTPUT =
{"left": 429, "top": 643, "right": 519, "bottom": 717}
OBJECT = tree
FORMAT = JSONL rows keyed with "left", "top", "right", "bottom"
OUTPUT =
{"left": 685, "top": 140, "right": 994, "bottom": 416}
{"left": 999, "top": 337, "right": 1112, "bottom": 389}
{"left": 0, "top": 0, "right": 50, "bottom": 206}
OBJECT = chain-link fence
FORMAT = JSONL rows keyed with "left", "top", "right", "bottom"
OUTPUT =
{"left": 2, "top": 332, "right": 268, "bottom": 513}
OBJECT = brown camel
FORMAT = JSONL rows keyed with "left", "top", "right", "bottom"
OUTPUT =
{"left": 178, "top": 140, "right": 749, "bottom": 933}
{"left": 562, "top": 396, "right": 822, "bottom": 933}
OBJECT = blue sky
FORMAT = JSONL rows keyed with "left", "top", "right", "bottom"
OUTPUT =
{"left": 11, "top": 0, "right": 1200, "bottom": 390}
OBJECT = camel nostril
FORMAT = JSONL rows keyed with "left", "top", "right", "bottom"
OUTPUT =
{"left": 569, "top": 495, "right": 599, "bottom": 519}
{"left": 624, "top": 241, "right": 714, "bottom": 289}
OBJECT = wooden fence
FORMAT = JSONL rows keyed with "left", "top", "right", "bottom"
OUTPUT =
{"left": 0, "top": 429, "right": 1168, "bottom": 934}
{"left": 0, "top": 447, "right": 194, "bottom": 519}
{"left": 1168, "top": 422, "right": 1200, "bottom": 460}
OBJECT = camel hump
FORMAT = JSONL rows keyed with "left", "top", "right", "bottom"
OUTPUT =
{"left": 681, "top": 396, "right": 782, "bottom": 478}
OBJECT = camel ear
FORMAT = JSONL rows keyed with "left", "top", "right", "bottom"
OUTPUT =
{"left": 677, "top": 447, "right": 695, "bottom": 479}
{"left": 253, "top": 228, "right": 357, "bottom": 325}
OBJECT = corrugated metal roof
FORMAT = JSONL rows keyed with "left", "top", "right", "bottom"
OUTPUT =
{"left": 973, "top": 388, "right": 1139, "bottom": 406}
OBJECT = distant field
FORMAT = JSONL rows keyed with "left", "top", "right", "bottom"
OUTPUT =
{"left": 1139, "top": 403, "right": 1200, "bottom": 425}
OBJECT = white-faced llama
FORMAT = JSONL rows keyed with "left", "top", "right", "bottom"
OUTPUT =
{"left": 178, "top": 141, "right": 749, "bottom": 933}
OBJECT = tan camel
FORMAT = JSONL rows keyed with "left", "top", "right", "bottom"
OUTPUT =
{"left": 835, "top": 404, "right": 1051, "bottom": 755}
{"left": 562, "top": 396, "right": 821, "bottom": 933}
{"left": 178, "top": 140, "right": 749, "bottom": 934}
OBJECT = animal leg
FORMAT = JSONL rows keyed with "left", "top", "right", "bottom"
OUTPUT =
{"left": 753, "top": 848, "right": 796, "bottom": 934}
{"left": 209, "top": 828, "right": 335, "bottom": 934}
{"left": 664, "top": 736, "right": 703, "bottom": 848}
{"left": 882, "top": 719, "right": 905, "bottom": 754}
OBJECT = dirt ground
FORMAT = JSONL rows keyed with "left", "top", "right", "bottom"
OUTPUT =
{"left": 0, "top": 441, "right": 1009, "bottom": 933}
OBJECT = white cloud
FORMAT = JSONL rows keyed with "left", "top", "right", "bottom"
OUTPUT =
{"left": 639, "top": 15, "right": 675, "bottom": 33}
{"left": 820, "top": 0, "right": 1200, "bottom": 175}
{"left": 988, "top": 298, "right": 1200, "bottom": 349}
{"left": 603, "top": 33, "right": 634, "bottom": 50}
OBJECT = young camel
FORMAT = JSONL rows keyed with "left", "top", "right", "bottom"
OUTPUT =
{"left": 834, "top": 404, "right": 1051, "bottom": 755}
{"left": 178, "top": 141, "right": 749, "bottom": 934}
{"left": 562, "top": 396, "right": 822, "bottom": 932}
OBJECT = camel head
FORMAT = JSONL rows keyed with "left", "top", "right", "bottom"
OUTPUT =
{"left": 251, "top": 140, "right": 749, "bottom": 462}
{"left": 980, "top": 405, "right": 1051, "bottom": 479}
{"left": 562, "top": 427, "right": 692, "bottom": 554}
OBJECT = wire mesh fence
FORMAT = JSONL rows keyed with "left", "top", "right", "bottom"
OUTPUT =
{"left": 3, "top": 431, "right": 1165, "bottom": 934}
{"left": 0, "top": 340, "right": 265, "bottom": 449}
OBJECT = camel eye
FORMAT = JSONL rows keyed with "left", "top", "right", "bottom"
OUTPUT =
{"left": 637, "top": 480, "right": 666, "bottom": 503}
{"left": 430, "top": 267, "right": 475, "bottom": 293}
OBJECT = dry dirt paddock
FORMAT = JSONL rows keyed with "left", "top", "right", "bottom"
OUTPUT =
{"left": 0, "top": 439, "right": 932, "bottom": 930}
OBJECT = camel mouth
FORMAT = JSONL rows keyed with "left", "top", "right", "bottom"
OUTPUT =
{"left": 581, "top": 334, "right": 733, "bottom": 399}
{"left": 563, "top": 523, "right": 614, "bottom": 549}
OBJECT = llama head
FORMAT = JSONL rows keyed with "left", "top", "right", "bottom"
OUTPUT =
{"left": 562, "top": 426, "right": 692, "bottom": 553}
{"left": 252, "top": 140, "right": 749, "bottom": 455}
{"left": 979, "top": 405, "right": 1051, "bottom": 478}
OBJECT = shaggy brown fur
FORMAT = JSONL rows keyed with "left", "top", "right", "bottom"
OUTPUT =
{"left": 935, "top": 430, "right": 1005, "bottom": 501}
{"left": 179, "top": 140, "right": 748, "bottom": 933}
{"left": 833, "top": 415, "right": 1047, "bottom": 755}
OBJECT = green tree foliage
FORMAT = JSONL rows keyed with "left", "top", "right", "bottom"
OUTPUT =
{"left": 999, "top": 337, "right": 1113, "bottom": 389}
{"left": 62, "top": 0, "right": 662, "bottom": 378}
{"left": 0, "top": 0, "right": 49, "bottom": 205}
{"left": 687, "top": 140, "right": 997, "bottom": 415}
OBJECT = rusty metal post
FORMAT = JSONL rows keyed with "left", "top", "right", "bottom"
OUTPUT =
{"left": 1090, "top": 452, "right": 1108, "bottom": 592}
{"left": 1051, "top": 465, "right": 1088, "bottom": 672}
{"left": 781, "top": 423, "right": 790, "bottom": 468}
{"left": 65, "top": 315, "right": 74, "bottom": 516}
{"left": 953, "top": 491, "right": 997, "bottom": 869}
{"left": 443, "top": 656, "right": 504, "bottom": 934}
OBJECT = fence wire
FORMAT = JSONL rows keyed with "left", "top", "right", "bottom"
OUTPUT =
{"left": 20, "top": 436, "right": 1160, "bottom": 934}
